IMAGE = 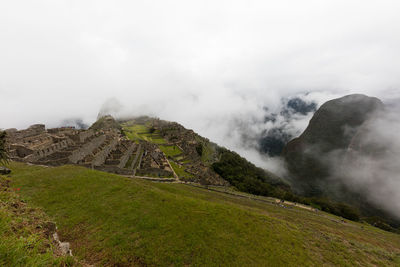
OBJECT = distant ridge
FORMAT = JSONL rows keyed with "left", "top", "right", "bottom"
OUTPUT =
{"left": 283, "top": 94, "right": 384, "bottom": 194}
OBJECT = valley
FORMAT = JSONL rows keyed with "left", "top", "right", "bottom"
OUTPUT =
{"left": 2, "top": 98, "right": 400, "bottom": 265}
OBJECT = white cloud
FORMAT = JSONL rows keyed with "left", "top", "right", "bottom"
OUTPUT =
{"left": 1, "top": 0, "right": 400, "bottom": 169}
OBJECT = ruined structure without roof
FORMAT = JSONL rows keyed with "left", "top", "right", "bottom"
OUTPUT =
{"left": 6, "top": 123, "right": 174, "bottom": 178}
{"left": 5, "top": 116, "right": 229, "bottom": 185}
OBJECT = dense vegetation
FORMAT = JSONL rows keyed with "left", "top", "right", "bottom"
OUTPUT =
{"left": 195, "top": 143, "right": 203, "bottom": 156}
{"left": 303, "top": 197, "right": 360, "bottom": 221}
{"left": 0, "top": 131, "right": 8, "bottom": 164}
{"left": 212, "top": 147, "right": 289, "bottom": 198}
{"left": 212, "top": 147, "right": 364, "bottom": 222}
{"left": 7, "top": 162, "right": 400, "bottom": 266}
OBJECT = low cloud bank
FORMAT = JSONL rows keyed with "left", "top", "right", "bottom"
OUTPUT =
{"left": 333, "top": 104, "right": 400, "bottom": 219}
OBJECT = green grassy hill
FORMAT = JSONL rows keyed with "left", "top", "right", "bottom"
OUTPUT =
{"left": 5, "top": 162, "right": 400, "bottom": 266}
{"left": 0, "top": 173, "right": 75, "bottom": 266}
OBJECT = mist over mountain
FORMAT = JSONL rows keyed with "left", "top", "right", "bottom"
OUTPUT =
{"left": 220, "top": 92, "right": 321, "bottom": 164}
{"left": 282, "top": 94, "right": 400, "bottom": 223}
{"left": 59, "top": 118, "right": 89, "bottom": 130}
{"left": 283, "top": 94, "right": 383, "bottom": 191}
{"left": 259, "top": 96, "right": 317, "bottom": 156}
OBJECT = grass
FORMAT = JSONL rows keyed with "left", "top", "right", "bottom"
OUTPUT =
{"left": 132, "top": 148, "right": 142, "bottom": 171}
{"left": 124, "top": 154, "right": 135, "bottom": 169}
{"left": 0, "top": 176, "right": 76, "bottom": 266}
{"left": 141, "top": 133, "right": 166, "bottom": 144}
{"left": 123, "top": 124, "right": 167, "bottom": 144}
{"left": 196, "top": 139, "right": 216, "bottom": 164}
{"left": 122, "top": 130, "right": 141, "bottom": 143}
{"left": 159, "top": 145, "right": 182, "bottom": 157}
{"left": 136, "top": 171, "right": 173, "bottom": 179}
{"left": 7, "top": 161, "right": 400, "bottom": 266}
{"left": 169, "top": 161, "right": 194, "bottom": 179}
{"left": 174, "top": 156, "right": 184, "bottom": 161}
{"left": 122, "top": 124, "right": 146, "bottom": 143}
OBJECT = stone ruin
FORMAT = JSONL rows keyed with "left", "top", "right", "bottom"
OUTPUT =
{"left": 5, "top": 124, "right": 174, "bottom": 178}
{"left": 4, "top": 118, "right": 230, "bottom": 185}
{"left": 136, "top": 142, "right": 174, "bottom": 178}
{"left": 152, "top": 120, "right": 228, "bottom": 186}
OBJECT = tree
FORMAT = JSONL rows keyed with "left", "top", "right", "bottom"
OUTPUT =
{"left": 0, "top": 131, "right": 9, "bottom": 165}
{"left": 195, "top": 143, "right": 203, "bottom": 156}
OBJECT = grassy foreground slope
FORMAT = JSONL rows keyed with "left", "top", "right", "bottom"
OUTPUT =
{"left": 0, "top": 176, "right": 75, "bottom": 266}
{"left": 8, "top": 162, "right": 400, "bottom": 266}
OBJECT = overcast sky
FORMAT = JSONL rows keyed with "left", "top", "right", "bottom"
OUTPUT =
{"left": 1, "top": 0, "right": 400, "bottom": 165}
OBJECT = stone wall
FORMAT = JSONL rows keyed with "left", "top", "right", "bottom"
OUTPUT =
{"left": 31, "top": 139, "right": 74, "bottom": 160}
{"left": 22, "top": 135, "right": 52, "bottom": 147}
{"left": 136, "top": 167, "right": 173, "bottom": 178}
{"left": 117, "top": 143, "right": 137, "bottom": 169}
{"left": 94, "top": 165, "right": 133, "bottom": 175}
{"left": 5, "top": 124, "right": 45, "bottom": 143}
{"left": 92, "top": 138, "right": 118, "bottom": 166}
{"left": 79, "top": 129, "right": 94, "bottom": 143}
{"left": 47, "top": 127, "right": 78, "bottom": 135}
{"left": 68, "top": 135, "right": 106, "bottom": 164}
{"left": 7, "top": 122, "right": 187, "bottom": 181}
{"left": 132, "top": 145, "right": 143, "bottom": 175}
{"left": 10, "top": 144, "right": 33, "bottom": 158}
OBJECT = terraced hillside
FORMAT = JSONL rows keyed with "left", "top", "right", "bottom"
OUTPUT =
{"left": 121, "top": 118, "right": 213, "bottom": 182}
{"left": 5, "top": 117, "right": 176, "bottom": 179}
{"left": 121, "top": 117, "right": 289, "bottom": 191}
{"left": 5, "top": 115, "right": 291, "bottom": 190}
{"left": 6, "top": 162, "right": 400, "bottom": 266}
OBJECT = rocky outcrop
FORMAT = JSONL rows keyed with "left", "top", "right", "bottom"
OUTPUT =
{"left": 90, "top": 115, "right": 121, "bottom": 131}
{"left": 0, "top": 166, "right": 11, "bottom": 175}
{"left": 282, "top": 94, "right": 384, "bottom": 195}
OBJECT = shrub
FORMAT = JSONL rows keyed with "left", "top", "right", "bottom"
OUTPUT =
{"left": 195, "top": 143, "right": 203, "bottom": 156}
{"left": 0, "top": 131, "right": 9, "bottom": 165}
{"left": 149, "top": 126, "right": 156, "bottom": 134}
{"left": 212, "top": 147, "right": 290, "bottom": 198}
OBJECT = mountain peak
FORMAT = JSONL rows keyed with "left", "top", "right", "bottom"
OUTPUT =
{"left": 90, "top": 115, "right": 121, "bottom": 131}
